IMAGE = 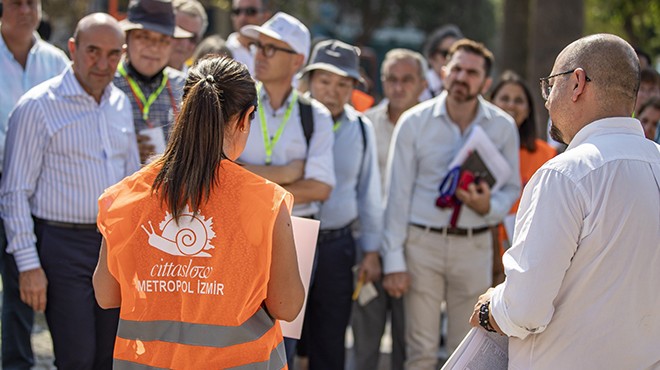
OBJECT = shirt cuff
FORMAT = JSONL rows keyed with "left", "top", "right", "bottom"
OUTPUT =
{"left": 12, "top": 246, "right": 42, "bottom": 273}
{"left": 490, "top": 283, "right": 540, "bottom": 340}
{"left": 359, "top": 232, "right": 380, "bottom": 253}
{"left": 381, "top": 248, "right": 407, "bottom": 274}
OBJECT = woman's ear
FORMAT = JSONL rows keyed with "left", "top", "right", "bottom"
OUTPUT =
{"left": 238, "top": 106, "right": 255, "bottom": 133}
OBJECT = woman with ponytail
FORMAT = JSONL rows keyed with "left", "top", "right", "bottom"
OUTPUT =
{"left": 93, "top": 56, "right": 304, "bottom": 369}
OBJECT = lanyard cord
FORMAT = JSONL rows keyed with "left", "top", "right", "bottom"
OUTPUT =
{"left": 333, "top": 119, "right": 342, "bottom": 132}
{"left": 257, "top": 84, "right": 298, "bottom": 165}
{"left": 118, "top": 63, "right": 171, "bottom": 126}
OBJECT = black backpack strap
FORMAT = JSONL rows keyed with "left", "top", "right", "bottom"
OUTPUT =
{"left": 298, "top": 95, "right": 314, "bottom": 150}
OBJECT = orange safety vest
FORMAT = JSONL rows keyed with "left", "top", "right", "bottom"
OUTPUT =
{"left": 97, "top": 160, "right": 293, "bottom": 369}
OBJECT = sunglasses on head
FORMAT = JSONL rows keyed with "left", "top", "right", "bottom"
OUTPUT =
{"left": 231, "top": 7, "right": 260, "bottom": 16}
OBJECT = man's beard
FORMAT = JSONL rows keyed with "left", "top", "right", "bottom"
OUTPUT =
{"left": 549, "top": 123, "right": 566, "bottom": 145}
{"left": 448, "top": 81, "right": 480, "bottom": 102}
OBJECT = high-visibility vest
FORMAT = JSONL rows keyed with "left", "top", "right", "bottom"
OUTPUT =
{"left": 97, "top": 160, "right": 293, "bottom": 369}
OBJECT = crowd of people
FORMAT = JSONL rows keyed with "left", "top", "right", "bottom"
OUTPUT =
{"left": 0, "top": 0, "right": 658, "bottom": 369}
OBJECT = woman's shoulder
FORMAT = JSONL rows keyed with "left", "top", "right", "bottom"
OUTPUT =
{"left": 534, "top": 139, "right": 558, "bottom": 159}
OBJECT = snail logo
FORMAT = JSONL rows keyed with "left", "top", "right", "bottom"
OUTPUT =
{"left": 141, "top": 205, "right": 216, "bottom": 257}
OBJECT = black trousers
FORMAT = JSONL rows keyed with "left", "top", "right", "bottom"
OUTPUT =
{"left": 35, "top": 222, "right": 119, "bottom": 370}
{"left": 300, "top": 229, "right": 356, "bottom": 370}
{"left": 1, "top": 219, "right": 35, "bottom": 370}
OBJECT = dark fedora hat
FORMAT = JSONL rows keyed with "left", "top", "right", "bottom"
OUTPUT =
{"left": 299, "top": 39, "right": 365, "bottom": 84}
{"left": 120, "top": 0, "right": 193, "bottom": 39}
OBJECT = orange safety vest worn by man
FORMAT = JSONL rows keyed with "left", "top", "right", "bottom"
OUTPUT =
{"left": 97, "top": 161, "right": 292, "bottom": 369}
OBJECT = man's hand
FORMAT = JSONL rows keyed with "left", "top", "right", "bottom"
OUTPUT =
{"left": 137, "top": 134, "right": 155, "bottom": 164}
{"left": 19, "top": 268, "right": 48, "bottom": 312}
{"left": 382, "top": 272, "right": 410, "bottom": 299}
{"left": 469, "top": 287, "right": 504, "bottom": 335}
{"left": 455, "top": 180, "right": 491, "bottom": 215}
{"left": 358, "top": 252, "right": 381, "bottom": 284}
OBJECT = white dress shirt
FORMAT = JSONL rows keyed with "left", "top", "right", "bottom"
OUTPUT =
{"left": 381, "top": 92, "right": 520, "bottom": 274}
{"left": 0, "top": 67, "right": 140, "bottom": 272}
{"left": 491, "top": 117, "right": 660, "bottom": 369}
{"left": 239, "top": 87, "right": 335, "bottom": 217}
{"left": 0, "top": 32, "right": 70, "bottom": 168}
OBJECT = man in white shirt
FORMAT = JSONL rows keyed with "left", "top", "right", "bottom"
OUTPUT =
{"left": 382, "top": 39, "right": 520, "bottom": 370}
{"left": 237, "top": 12, "right": 335, "bottom": 367}
{"left": 470, "top": 33, "right": 660, "bottom": 370}
{"left": 226, "top": 0, "right": 271, "bottom": 75}
{"left": 0, "top": 1, "right": 69, "bottom": 368}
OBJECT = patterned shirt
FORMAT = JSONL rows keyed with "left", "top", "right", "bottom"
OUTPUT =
{"left": 0, "top": 66, "right": 140, "bottom": 272}
{"left": 113, "top": 60, "right": 186, "bottom": 141}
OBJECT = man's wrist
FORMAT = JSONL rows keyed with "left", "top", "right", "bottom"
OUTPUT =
{"left": 479, "top": 300, "right": 497, "bottom": 332}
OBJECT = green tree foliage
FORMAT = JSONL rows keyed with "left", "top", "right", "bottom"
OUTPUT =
{"left": 585, "top": 0, "right": 660, "bottom": 58}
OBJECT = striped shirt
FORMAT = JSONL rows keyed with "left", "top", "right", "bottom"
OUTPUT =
{"left": 0, "top": 32, "right": 70, "bottom": 168}
{"left": 0, "top": 66, "right": 140, "bottom": 272}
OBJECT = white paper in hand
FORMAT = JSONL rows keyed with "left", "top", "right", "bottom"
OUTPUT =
{"left": 139, "top": 126, "right": 167, "bottom": 156}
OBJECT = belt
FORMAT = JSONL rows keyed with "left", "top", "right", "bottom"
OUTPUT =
{"left": 33, "top": 217, "right": 98, "bottom": 231}
{"left": 318, "top": 224, "right": 352, "bottom": 243}
{"left": 410, "top": 223, "right": 489, "bottom": 236}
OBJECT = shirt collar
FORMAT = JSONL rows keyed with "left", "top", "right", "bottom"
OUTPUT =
{"left": 0, "top": 30, "right": 42, "bottom": 59}
{"left": 56, "top": 65, "right": 112, "bottom": 101}
{"left": 433, "top": 90, "right": 493, "bottom": 124}
{"left": 259, "top": 83, "right": 297, "bottom": 111}
{"left": 566, "top": 117, "right": 645, "bottom": 150}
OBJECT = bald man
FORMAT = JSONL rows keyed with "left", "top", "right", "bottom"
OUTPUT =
{"left": 0, "top": 13, "right": 139, "bottom": 369}
{"left": 469, "top": 34, "right": 660, "bottom": 369}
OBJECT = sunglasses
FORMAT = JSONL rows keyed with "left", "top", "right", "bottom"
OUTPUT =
{"left": 231, "top": 7, "right": 260, "bottom": 16}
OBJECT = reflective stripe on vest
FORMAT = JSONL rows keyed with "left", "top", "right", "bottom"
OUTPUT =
{"left": 113, "top": 340, "right": 287, "bottom": 370}
{"left": 117, "top": 307, "right": 274, "bottom": 348}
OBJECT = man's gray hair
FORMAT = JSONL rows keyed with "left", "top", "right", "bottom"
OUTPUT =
{"left": 173, "top": 0, "right": 208, "bottom": 40}
{"left": 381, "top": 48, "right": 428, "bottom": 79}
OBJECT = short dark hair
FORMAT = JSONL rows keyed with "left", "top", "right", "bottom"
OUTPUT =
{"left": 447, "top": 39, "right": 494, "bottom": 77}
{"left": 423, "top": 24, "right": 463, "bottom": 60}
{"left": 637, "top": 96, "right": 660, "bottom": 117}
{"left": 153, "top": 56, "right": 257, "bottom": 221}
{"left": 490, "top": 71, "right": 537, "bottom": 152}
{"left": 640, "top": 67, "right": 660, "bottom": 86}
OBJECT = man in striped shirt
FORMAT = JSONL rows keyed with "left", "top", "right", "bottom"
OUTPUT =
{"left": 0, "top": 13, "right": 139, "bottom": 370}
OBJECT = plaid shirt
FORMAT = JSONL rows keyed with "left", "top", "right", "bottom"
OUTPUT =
{"left": 113, "top": 61, "right": 186, "bottom": 139}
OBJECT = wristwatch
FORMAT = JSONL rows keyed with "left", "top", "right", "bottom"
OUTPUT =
{"left": 479, "top": 300, "right": 497, "bottom": 333}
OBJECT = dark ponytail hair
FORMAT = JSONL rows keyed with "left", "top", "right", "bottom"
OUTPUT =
{"left": 153, "top": 55, "right": 257, "bottom": 221}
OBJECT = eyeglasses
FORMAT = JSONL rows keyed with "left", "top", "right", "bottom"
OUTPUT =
{"left": 249, "top": 41, "right": 297, "bottom": 58}
{"left": 130, "top": 31, "right": 172, "bottom": 48}
{"left": 433, "top": 49, "right": 450, "bottom": 58}
{"left": 539, "top": 69, "right": 591, "bottom": 101}
{"left": 231, "top": 6, "right": 260, "bottom": 16}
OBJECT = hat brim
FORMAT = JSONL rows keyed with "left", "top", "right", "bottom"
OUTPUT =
{"left": 240, "top": 25, "right": 286, "bottom": 45}
{"left": 299, "top": 62, "right": 365, "bottom": 85}
{"left": 120, "top": 20, "right": 194, "bottom": 39}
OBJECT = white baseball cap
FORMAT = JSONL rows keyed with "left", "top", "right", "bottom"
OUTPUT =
{"left": 240, "top": 12, "right": 311, "bottom": 63}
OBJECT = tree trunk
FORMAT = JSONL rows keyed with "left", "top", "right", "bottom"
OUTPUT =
{"left": 528, "top": 0, "right": 584, "bottom": 139}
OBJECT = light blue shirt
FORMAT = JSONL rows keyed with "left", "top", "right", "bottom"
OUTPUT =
{"left": 382, "top": 91, "right": 521, "bottom": 273}
{"left": 318, "top": 105, "right": 382, "bottom": 253}
{"left": 0, "top": 32, "right": 70, "bottom": 168}
{"left": 0, "top": 66, "right": 140, "bottom": 272}
{"left": 239, "top": 88, "right": 335, "bottom": 217}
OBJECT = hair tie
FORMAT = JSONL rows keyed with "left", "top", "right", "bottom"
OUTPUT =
{"left": 206, "top": 74, "right": 215, "bottom": 83}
